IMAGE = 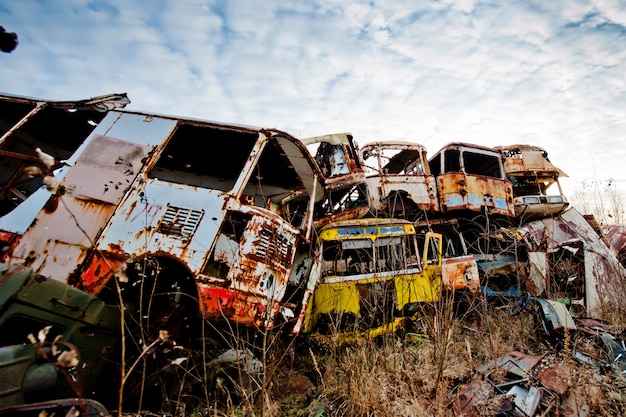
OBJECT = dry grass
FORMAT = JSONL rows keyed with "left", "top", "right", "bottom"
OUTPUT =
{"left": 298, "top": 297, "right": 526, "bottom": 416}
{"left": 130, "top": 294, "right": 626, "bottom": 416}
{"left": 261, "top": 296, "right": 626, "bottom": 417}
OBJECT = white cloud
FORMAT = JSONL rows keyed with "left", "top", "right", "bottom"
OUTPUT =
{"left": 0, "top": 0, "right": 624, "bottom": 198}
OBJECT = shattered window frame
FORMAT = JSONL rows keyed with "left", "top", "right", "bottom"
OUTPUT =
{"left": 0, "top": 96, "right": 123, "bottom": 216}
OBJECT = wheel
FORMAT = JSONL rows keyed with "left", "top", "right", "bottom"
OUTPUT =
{"left": 119, "top": 257, "right": 201, "bottom": 413}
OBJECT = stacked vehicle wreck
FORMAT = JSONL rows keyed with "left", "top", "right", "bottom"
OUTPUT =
{"left": 1, "top": 92, "right": 625, "bottom": 415}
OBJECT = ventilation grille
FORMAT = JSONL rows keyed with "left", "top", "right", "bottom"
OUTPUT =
{"left": 157, "top": 206, "right": 203, "bottom": 239}
{"left": 255, "top": 229, "right": 292, "bottom": 264}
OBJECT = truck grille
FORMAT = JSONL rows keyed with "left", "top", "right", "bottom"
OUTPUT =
{"left": 157, "top": 206, "right": 203, "bottom": 239}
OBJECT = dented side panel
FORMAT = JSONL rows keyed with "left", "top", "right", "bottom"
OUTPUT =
{"left": 437, "top": 173, "right": 514, "bottom": 217}
{"left": 11, "top": 133, "right": 156, "bottom": 281}
{"left": 365, "top": 174, "right": 439, "bottom": 212}
{"left": 9, "top": 112, "right": 178, "bottom": 282}
{"left": 519, "top": 208, "right": 626, "bottom": 315}
{"left": 79, "top": 178, "right": 226, "bottom": 294}
{"left": 441, "top": 255, "right": 480, "bottom": 293}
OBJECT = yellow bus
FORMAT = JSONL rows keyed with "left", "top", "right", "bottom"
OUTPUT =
{"left": 303, "top": 218, "right": 442, "bottom": 342}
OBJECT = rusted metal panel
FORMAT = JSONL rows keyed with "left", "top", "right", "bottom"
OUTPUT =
{"left": 360, "top": 141, "right": 439, "bottom": 216}
{"left": 62, "top": 134, "right": 151, "bottom": 204}
{"left": 0, "top": 95, "right": 130, "bottom": 236}
{"left": 195, "top": 211, "right": 301, "bottom": 328}
{"left": 602, "top": 224, "right": 626, "bottom": 267}
{"left": 414, "top": 219, "right": 481, "bottom": 293}
{"left": 441, "top": 255, "right": 480, "bottom": 293}
{"left": 533, "top": 298, "right": 577, "bottom": 331}
{"left": 536, "top": 364, "right": 570, "bottom": 395}
{"left": 94, "top": 178, "right": 226, "bottom": 275}
{"left": 452, "top": 351, "right": 547, "bottom": 416}
{"left": 451, "top": 378, "right": 494, "bottom": 417}
{"left": 527, "top": 251, "right": 547, "bottom": 296}
{"left": 366, "top": 174, "right": 438, "bottom": 211}
{"left": 198, "top": 225, "right": 299, "bottom": 327}
{"left": 495, "top": 144, "right": 569, "bottom": 220}
{"left": 518, "top": 208, "right": 626, "bottom": 315}
{"left": 437, "top": 173, "right": 514, "bottom": 217}
{"left": 78, "top": 254, "right": 123, "bottom": 293}
{"left": 495, "top": 144, "right": 567, "bottom": 177}
{"left": 10, "top": 134, "right": 154, "bottom": 281}
{"left": 301, "top": 133, "right": 370, "bottom": 228}
{"left": 477, "top": 350, "right": 543, "bottom": 376}
{"left": 198, "top": 285, "right": 275, "bottom": 328}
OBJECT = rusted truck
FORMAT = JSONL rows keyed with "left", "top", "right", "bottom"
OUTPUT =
{"left": 299, "top": 132, "right": 370, "bottom": 228}
{"left": 302, "top": 218, "right": 443, "bottom": 343}
{"left": 2, "top": 97, "right": 330, "bottom": 340}
{"left": 3, "top": 92, "right": 626, "bottom": 416}
{"left": 359, "top": 141, "right": 439, "bottom": 219}
{"left": 495, "top": 144, "right": 569, "bottom": 220}
{"left": 428, "top": 142, "right": 515, "bottom": 218}
{"left": 0, "top": 95, "right": 351, "bottom": 411}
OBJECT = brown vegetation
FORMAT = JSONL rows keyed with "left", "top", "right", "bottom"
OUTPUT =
{"left": 177, "top": 294, "right": 625, "bottom": 417}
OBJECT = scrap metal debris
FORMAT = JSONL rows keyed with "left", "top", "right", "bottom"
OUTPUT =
{"left": 1, "top": 92, "right": 625, "bottom": 414}
{"left": 451, "top": 298, "right": 626, "bottom": 416}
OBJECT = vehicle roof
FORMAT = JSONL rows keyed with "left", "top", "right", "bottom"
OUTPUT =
{"left": 430, "top": 142, "right": 501, "bottom": 156}
{"left": 360, "top": 140, "right": 427, "bottom": 151}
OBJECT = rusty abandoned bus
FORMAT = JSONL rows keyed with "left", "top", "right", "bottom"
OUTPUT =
{"left": 428, "top": 142, "right": 515, "bottom": 218}
{"left": 4, "top": 103, "right": 326, "bottom": 339}
{"left": 495, "top": 144, "right": 569, "bottom": 220}
{"left": 302, "top": 218, "right": 442, "bottom": 343}
{"left": 299, "top": 132, "right": 370, "bottom": 228}
{"left": 359, "top": 140, "right": 439, "bottom": 219}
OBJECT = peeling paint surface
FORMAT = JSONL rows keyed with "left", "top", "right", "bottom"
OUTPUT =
{"left": 360, "top": 141, "right": 439, "bottom": 215}
{"left": 519, "top": 209, "right": 626, "bottom": 315}
{"left": 496, "top": 144, "right": 569, "bottom": 219}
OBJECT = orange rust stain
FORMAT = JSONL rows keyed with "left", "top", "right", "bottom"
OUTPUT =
{"left": 199, "top": 286, "right": 268, "bottom": 328}
{"left": 80, "top": 256, "right": 120, "bottom": 295}
{"left": 442, "top": 257, "right": 480, "bottom": 293}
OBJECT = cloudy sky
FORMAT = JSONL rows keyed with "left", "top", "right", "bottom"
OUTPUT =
{"left": 1, "top": 0, "right": 625, "bottom": 199}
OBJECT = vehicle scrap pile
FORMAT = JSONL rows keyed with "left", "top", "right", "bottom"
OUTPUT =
{"left": 0, "top": 92, "right": 625, "bottom": 416}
